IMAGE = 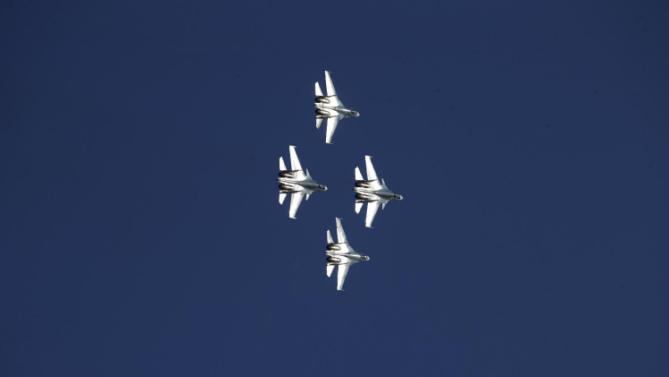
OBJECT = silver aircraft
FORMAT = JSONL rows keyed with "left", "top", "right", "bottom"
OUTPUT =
{"left": 354, "top": 155, "right": 403, "bottom": 228}
{"left": 278, "top": 145, "right": 327, "bottom": 219}
{"left": 325, "top": 218, "right": 370, "bottom": 291}
{"left": 314, "top": 70, "right": 360, "bottom": 144}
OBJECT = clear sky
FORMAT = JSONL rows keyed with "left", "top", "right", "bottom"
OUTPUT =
{"left": 2, "top": 1, "right": 668, "bottom": 376}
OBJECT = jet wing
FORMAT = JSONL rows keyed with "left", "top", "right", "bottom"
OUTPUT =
{"left": 336, "top": 263, "right": 350, "bottom": 291}
{"left": 364, "top": 155, "right": 383, "bottom": 189}
{"left": 335, "top": 217, "right": 348, "bottom": 244}
{"left": 364, "top": 155, "right": 378, "bottom": 181}
{"left": 365, "top": 201, "right": 381, "bottom": 228}
{"left": 324, "top": 70, "right": 337, "bottom": 96}
{"left": 288, "top": 145, "right": 302, "bottom": 171}
{"left": 325, "top": 116, "right": 339, "bottom": 144}
{"left": 288, "top": 192, "right": 305, "bottom": 219}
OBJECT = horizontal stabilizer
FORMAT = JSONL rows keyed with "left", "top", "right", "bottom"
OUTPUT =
{"left": 315, "top": 81, "right": 324, "bottom": 97}
{"left": 354, "top": 166, "right": 364, "bottom": 181}
{"left": 315, "top": 117, "right": 323, "bottom": 129}
{"left": 355, "top": 201, "right": 363, "bottom": 214}
{"left": 279, "top": 192, "right": 287, "bottom": 205}
{"left": 326, "top": 264, "right": 335, "bottom": 278}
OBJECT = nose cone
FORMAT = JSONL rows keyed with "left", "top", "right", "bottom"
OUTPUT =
{"left": 322, "top": 185, "right": 328, "bottom": 191}
{"left": 398, "top": 194, "right": 404, "bottom": 200}
{"left": 363, "top": 255, "right": 370, "bottom": 261}
{"left": 353, "top": 111, "right": 360, "bottom": 117}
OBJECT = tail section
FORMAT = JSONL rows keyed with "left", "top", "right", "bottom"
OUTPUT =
{"left": 279, "top": 156, "right": 287, "bottom": 171}
{"left": 279, "top": 192, "right": 287, "bottom": 205}
{"left": 354, "top": 166, "right": 364, "bottom": 181}
{"left": 315, "top": 117, "right": 323, "bottom": 129}
{"left": 315, "top": 81, "right": 324, "bottom": 97}
{"left": 326, "top": 264, "right": 335, "bottom": 278}
{"left": 355, "top": 201, "right": 363, "bottom": 214}
{"left": 327, "top": 229, "right": 334, "bottom": 244}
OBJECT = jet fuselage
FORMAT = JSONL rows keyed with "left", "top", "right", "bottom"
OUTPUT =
{"left": 325, "top": 243, "right": 370, "bottom": 264}
{"left": 278, "top": 171, "right": 327, "bottom": 193}
{"left": 354, "top": 180, "right": 403, "bottom": 202}
{"left": 314, "top": 99, "right": 359, "bottom": 119}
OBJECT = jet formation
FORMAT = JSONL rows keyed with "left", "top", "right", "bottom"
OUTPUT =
{"left": 276, "top": 70, "right": 403, "bottom": 291}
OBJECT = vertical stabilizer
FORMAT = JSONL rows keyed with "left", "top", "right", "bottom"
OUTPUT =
{"left": 279, "top": 156, "right": 287, "bottom": 171}
{"left": 327, "top": 230, "right": 334, "bottom": 244}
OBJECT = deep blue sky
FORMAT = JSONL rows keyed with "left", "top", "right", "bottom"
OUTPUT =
{"left": 2, "top": 1, "right": 668, "bottom": 376}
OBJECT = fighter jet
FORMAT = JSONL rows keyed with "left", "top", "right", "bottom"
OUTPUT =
{"left": 354, "top": 155, "right": 403, "bottom": 228}
{"left": 325, "top": 218, "right": 370, "bottom": 291}
{"left": 314, "top": 70, "right": 360, "bottom": 144}
{"left": 278, "top": 145, "right": 328, "bottom": 219}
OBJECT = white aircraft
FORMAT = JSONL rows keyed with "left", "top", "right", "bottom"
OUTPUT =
{"left": 314, "top": 70, "right": 360, "bottom": 144}
{"left": 354, "top": 155, "right": 403, "bottom": 228}
{"left": 278, "top": 145, "right": 327, "bottom": 219}
{"left": 325, "top": 218, "right": 370, "bottom": 291}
